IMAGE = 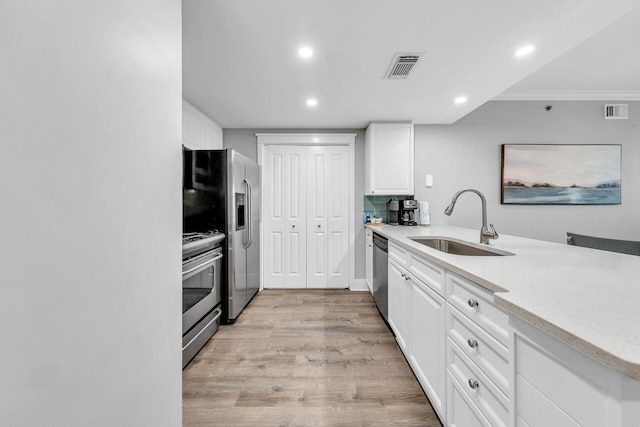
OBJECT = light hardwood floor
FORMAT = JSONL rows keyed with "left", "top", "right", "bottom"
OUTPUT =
{"left": 183, "top": 289, "right": 443, "bottom": 427}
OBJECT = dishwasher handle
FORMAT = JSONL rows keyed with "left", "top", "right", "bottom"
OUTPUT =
{"left": 373, "top": 234, "right": 388, "bottom": 252}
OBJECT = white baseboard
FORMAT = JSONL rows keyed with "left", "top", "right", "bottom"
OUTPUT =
{"left": 350, "top": 278, "right": 370, "bottom": 292}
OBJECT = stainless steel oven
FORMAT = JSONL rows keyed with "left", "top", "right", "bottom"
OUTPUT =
{"left": 182, "top": 232, "right": 224, "bottom": 368}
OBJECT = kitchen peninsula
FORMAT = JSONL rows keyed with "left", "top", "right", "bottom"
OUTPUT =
{"left": 368, "top": 224, "right": 640, "bottom": 427}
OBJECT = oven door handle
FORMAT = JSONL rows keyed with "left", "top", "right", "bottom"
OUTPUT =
{"left": 182, "top": 253, "right": 223, "bottom": 279}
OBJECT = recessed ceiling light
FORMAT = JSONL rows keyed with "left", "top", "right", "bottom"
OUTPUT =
{"left": 306, "top": 98, "right": 318, "bottom": 107}
{"left": 298, "top": 46, "right": 313, "bottom": 58}
{"left": 454, "top": 96, "right": 467, "bottom": 105}
{"left": 515, "top": 45, "right": 535, "bottom": 57}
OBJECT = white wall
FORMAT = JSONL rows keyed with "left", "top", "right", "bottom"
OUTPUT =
{"left": 415, "top": 101, "right": 640, "bottom": 243}
{"left": 0, "top": 2, "right": 182, "bottom": 426}
{"left": 223, "top": 129, "right": 367, "bottom": 281}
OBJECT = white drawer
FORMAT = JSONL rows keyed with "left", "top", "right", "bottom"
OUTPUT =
{"left": 448, "top": 337, "right": 510, "bottom": 427}
{"left": 447, "top": 370, "right": 492, "bottom": 427}
{"left": 408, "top": 252, "right": 445, "bottom": 297}
{"left": 365, "top": 228, "right": 372, "bottom": 241}
{"left": 447, "top": 304, "right": 510, "bottom": 397}
{"left": 389, "top": 240, "right": 409, "bottom": 267}
{"left": 447, "top": 272, "right": 510, "bottom": 347}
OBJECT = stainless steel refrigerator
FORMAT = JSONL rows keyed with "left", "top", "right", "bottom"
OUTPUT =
{"left": 183, "top": 148, "right": 260, "bottom": 323}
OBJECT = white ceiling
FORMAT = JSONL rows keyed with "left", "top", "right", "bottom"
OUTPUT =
{"left": 183, "top": 0, "right": 640, "bottom": 129}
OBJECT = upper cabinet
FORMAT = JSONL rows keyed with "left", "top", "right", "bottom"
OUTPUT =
{"left": 365, "top": 122, "right": 414, "bottom": 195}
{"left": 182, "top": 99, "right": 223, "bottom": 149}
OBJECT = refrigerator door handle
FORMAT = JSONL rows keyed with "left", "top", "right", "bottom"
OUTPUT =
{"left": 243, "top": 178, "right": 252, "bottom": 249}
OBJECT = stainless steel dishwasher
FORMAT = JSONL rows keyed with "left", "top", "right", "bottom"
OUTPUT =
{"left": 372, "top": 233, "right": 388, "bottom": 321}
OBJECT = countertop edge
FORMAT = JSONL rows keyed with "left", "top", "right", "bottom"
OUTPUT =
{"left": 494, "top": 294, "right": 640, "bottom": 381}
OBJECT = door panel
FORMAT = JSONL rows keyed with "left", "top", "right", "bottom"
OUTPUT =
{"left": 285, "top": 147, "right": 307, "bottom": 287}
{"left": 307, "top": 147, "right": 328, "bottom": 287}
{"left": 262, "top": 148, "right": 285, "bottom": 288}
{"left": 326, "top": 147, "right": 349, "bottom": 287}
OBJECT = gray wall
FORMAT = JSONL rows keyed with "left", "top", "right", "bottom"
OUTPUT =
{"left": 223, "top": 129, "right": 367, "bottom": 281}
{"left": 1, "top": 2, "right": 182, "bottom": 425}
{"left": 414, "top": 101, "right": 640, "bottom": 243}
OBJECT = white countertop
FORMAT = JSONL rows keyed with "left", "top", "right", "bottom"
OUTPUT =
{"left": 367, "top": 224, "right": 640, "bottom": 381}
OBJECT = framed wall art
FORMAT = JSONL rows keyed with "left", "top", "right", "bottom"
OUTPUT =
{"left": 501, "top": 144, "right": 621, "bottom": 205}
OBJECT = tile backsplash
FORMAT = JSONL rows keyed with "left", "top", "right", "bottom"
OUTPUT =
{"left": 363, "top": 195, "right": 413, "bottom": 223}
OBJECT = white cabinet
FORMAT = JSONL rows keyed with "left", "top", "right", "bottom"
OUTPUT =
{"left": 513, "top": 316, "right": 640, "bottom": 427}
{"left": 410, "top": 277, "right": 446, "bottom": 420}
{"left": 388, "top": 259, "right": 411, "bottom": 352}
{"left": 365, "top": 229, "right": 373, "bottom": 293}
{"left": 388, "top": 244, "right": 447, "bottom": 422}
{"left": 182, "top": 99, "right": 223, "bottom": 149}
{"left": 365, "top": 122, "right": 414, "bottom": 195}
{"left": 382, "top": 235, "right": 640, "bottom": 427}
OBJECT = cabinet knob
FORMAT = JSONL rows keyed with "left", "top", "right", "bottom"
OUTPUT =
{"left": 468, "top": 379, "right": 479, "bottom": 390}
{"left": 317, "top": 224, "right": 321, "bottom": 229}
{"left": 467, "top": 299, "right": 479, "bottom": 308}
{"left": 467, "top": 338, "right": 479, "bottom": 348}
{"left": 292, "top": 225, "right": 296, "bottom": 229}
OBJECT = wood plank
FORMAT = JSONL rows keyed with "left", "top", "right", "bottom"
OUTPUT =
{"left": 183, "top": 289, "right": 443, "bottom": 426}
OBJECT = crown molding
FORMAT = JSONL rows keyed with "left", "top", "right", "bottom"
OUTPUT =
{"left": 255, "top": 133, "right": 357, "bottom": 145}
{"left": 493, "top": 90, "right": 640, "bottom": 101}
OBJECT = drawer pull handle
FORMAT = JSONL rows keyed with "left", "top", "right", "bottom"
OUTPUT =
{"left": 467, "top": 299, "right": 479, "bottom": 308}
{"left": 467, "top": 338, "right": 478, "bottom": 348}
{"left": 468, "top": 379, "right": 479, "bottom": 390}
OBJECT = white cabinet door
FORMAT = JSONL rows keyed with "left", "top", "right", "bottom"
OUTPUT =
{"left": 365, "top": 229, "right": 373, "bottom": 293}
{"left": 263, "top": 146, "right": 307, "bottom": 288}
{"left": 410, "top": 279, "right": 446, "bottom": 421}
{"left": 182, "top": 100, "right": 223, "bottom": 149}
{"left": 204, "top": 120, "right": 223, "bottom": 149}
{"left": 365, "top": 122, "right": 414, "bottom": 195}
{"left": 388, "top": 260, "right": 411, "bottom": 352}
{"left": 513, "top": 316, "right": 640, "bottom": 427}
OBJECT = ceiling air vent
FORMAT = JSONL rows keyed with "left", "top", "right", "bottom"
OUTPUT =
{"left": 385, "top": 53, "right": 423, "bottom": 79}
{"left": 604, "top": 104, "right": 628, "bottom": 120}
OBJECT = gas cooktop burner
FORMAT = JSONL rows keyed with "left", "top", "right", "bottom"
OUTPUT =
{"left": 182, "top": 231, "right": 225, "bottom": 260}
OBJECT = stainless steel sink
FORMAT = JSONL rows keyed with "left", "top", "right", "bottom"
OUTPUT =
{"left": 408, "top": 237, "right": 514, "bottom": 256}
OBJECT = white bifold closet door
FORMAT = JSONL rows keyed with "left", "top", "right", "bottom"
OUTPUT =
{"left": 263, "top": 145, "right": 349, "bottom": 289}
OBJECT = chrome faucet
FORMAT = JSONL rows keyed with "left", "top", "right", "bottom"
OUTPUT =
{"left": 444, "top": 188, "right": 499, "bottom": 244}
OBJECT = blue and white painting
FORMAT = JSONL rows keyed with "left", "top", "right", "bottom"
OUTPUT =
{"left": 501, "top": 144, "right": 621, "bottom": 205}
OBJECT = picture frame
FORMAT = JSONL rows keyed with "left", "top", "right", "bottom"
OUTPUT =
{"left": 501, "top": 144, "right": 621, "bottom": 205}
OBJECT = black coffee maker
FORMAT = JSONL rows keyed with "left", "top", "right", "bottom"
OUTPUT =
{"left": 400, "top": 200, "right": 417, "bottom": 226}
